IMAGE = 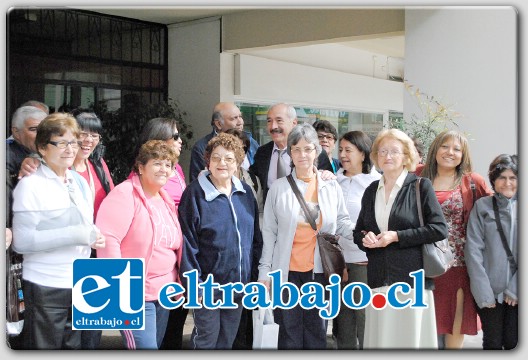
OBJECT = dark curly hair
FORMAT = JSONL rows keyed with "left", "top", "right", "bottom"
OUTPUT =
{"left": 488, "top": 154, "right": 518, "bottom": 191}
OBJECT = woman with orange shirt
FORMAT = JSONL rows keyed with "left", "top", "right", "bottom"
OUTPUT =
{"left": 258, "top": 123, "right": 355, "bottom": 349}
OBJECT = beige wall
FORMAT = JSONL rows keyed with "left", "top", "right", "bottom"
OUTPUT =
{"left": 404, "top": 7, "right": 517, "bottom": 179}
{"left": 222, "top": 9, "right": 405, "bottom": 50}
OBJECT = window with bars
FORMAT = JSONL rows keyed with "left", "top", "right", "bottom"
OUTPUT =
{"left": 8, "top": 8, "right": 168, "bottom": 130}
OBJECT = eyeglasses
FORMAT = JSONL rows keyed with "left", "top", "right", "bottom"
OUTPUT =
{"left": 291, "top": 147, "right": 316, "bottom": 155}
{"left": 172, "top": 133, "right": 180, "bottom": 141}
{"left": 48, "top": 140, "right": 82, "bottom": 149}
{"left": 79, "top": 132, "right": 101, "bottom": 141}
{"left": 210, "top": 154, "right": 236, "bottom": 164}
{"left": 317, "top": 134, "right": 335, "bottom": 141}
{"left": 378, "top": 149, "right": 403, "bottom": 157}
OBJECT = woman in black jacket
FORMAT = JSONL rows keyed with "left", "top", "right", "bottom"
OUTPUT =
{"left": 353, "top": 129, "right": 448, "bottom": 349}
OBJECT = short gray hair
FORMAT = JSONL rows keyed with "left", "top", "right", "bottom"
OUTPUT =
{"left": 269, "top": 103, "right": 297, "bottom": 121}
{"left": 287, "top": 123, "right": 322, "bottom": 167}
{"left": 11, "top": 106, "right": 48, "bottom": 130}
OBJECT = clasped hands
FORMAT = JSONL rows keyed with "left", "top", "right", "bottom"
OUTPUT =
{"left": 361, "top": 230, "right": 398, "bottom": 248}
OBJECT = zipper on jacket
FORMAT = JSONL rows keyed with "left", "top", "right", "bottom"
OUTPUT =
{"left": 227, "top": 192, "right": 243, "bottom": 283}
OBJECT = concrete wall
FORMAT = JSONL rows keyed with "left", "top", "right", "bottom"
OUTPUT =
{"left": 232, "top": 53, "right": 403, "bottom": 112}
{"left": 404, "top": 7, "right": 517, "bottom": 179}
{"left": 167, "top": 18, "right": 222, "bottom": 179}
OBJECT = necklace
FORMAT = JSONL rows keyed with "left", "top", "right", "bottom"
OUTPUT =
{"left": 297, "top": 173, "right": 315, "bottom": 181}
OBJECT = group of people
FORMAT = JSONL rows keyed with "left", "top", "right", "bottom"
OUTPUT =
{"left": 5, "top": 99, "right": 517, "bottom": 351}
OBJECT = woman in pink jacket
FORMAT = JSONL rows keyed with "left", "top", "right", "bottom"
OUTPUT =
{"left": 96, "top": 140, "right": 183, "bottom": 350}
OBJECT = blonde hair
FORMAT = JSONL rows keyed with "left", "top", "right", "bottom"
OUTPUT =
{"left": 370, "top": 128, "right": 419, "bottom": 172}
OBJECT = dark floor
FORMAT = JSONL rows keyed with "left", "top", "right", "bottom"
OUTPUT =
{"left": 97, "top": 313, "right": 483, "bottom": 350}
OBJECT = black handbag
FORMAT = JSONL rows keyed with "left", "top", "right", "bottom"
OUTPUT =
{"left": 286, "top": 175, "right": 346, "bottom": 282}
{"left": 6, "top": 248, "right": 25, "bottom": 336}
{"left": 416, "top": 178, "right": 455, "bottom": 278}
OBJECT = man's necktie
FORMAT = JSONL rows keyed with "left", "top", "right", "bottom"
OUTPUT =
{"left": 276, "top": 149, "right": 287, "bottom": 179}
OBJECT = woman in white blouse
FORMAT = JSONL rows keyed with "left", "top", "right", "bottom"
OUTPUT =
{"left": 12, "top": 113, "right": 105, "bottom": 349}
{"left": 334, "top": 131, "right": 381, "bottom": 349}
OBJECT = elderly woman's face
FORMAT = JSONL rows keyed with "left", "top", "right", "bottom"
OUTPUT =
{"left": 39, "top": 129, "right": 79, "bottom": 174}
{"left": 138, "top": 158, "right": 173, "bottom": 191}
{"left": 208, "top": 145, "right": 238, "bottom": 182}
{"left": 494, "top": 169, "right": 517, "bottom": 199}
{"left": 377, "top": 138, "right": 405, "bottom": 174}
{"left": 290, "top": 138, "right": 317, "bottom": 173}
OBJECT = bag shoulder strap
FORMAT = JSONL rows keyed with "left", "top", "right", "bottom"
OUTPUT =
{"left": 415, "top": 177, "right": 424, "bottom": 227}
{"left": 248, "top": 169, "right": 259, "bottom": 194}
{"left": 70, "top": 170, "right": 90, "bottom": 203}
{"left": 286, "top": 174, "right": 317, "bottom": 231}
{"left": 469, "top": 175, "right": 477, "bottom": 205}
{"left": 492, "top": 196, "right": 518, "bottom": 273}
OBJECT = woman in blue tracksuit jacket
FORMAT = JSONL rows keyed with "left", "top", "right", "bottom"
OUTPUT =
{"left": 178, "top": 133, "right": 262, "bottom": 350}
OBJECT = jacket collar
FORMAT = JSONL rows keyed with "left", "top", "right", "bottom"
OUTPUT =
{"left": 40, "top": 162, "right": 75, "bottom": 184}
{"left": 197, "top": 170, "right": 246, "bottom": 202}
{"left": 494, "top": 191, "right": 517, "bottom": 205}
{"left": 378, "top": 168, "right": 410, "bottom": 190}
{"left": 336, "top": 167, "right": 381, "bottom": 184}
{"left": 130, "top": 172, "right": 174, "bottom": 208}
{"left": 291, "top": 166, "right": 330, "bottom": 191}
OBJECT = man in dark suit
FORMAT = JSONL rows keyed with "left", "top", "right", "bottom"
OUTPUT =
{"left": 250, "top": 103, "right": 333, "bottom": 202}
{"left": 189, "top": 102, "right": 259, "bottom": 182}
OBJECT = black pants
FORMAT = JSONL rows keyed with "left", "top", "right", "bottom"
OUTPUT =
{"left": 80, "top": 330, "right": 102, "bottom": 350}
{"left": 334, "top": 263, "right": 367, "bottom": 349}
{"left": 477, "top": 301, "right": 518, "bottom": 350}
{"left": 159, "top": 307, "right": 189, "bottom": 350}
{"left": 232, "top": 307, "right": 253, "bottom": 350}
{"left": 23, "top": 280, "right": 81, "bottom": 349}
{"left": 274, "top": 271, "right": 327, "bottom": 350}
{"left": 7, "top": 330, "right": 25, "bottom": 350}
